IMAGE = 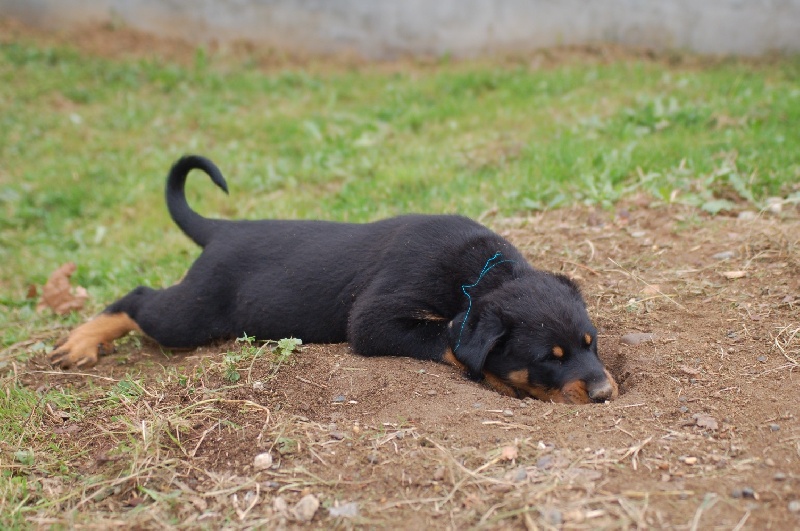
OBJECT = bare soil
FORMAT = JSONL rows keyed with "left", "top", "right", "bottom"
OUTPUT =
{"left": 24, "top": 201, "right": 800, "bottom": 529}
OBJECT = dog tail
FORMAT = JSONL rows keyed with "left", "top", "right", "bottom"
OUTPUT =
{"left": 166, "top": 155, "right": 229, "bottom": 247}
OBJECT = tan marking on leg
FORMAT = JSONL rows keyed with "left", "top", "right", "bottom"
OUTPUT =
{"left": 584, "top": 333, "right": 592, "bottom": 346}
{"left": 482, "top": 372, "right": 520, "bottom": 397}
{"left": 442, "top": 347, "right": 467, "bottom": 372}
{"left": 412, "top": 310, "right": 448, "bottom": 322}
{"left": 552, "top": 345, "right": 564, "bottom": 358}
{"left": 49, "top": 313, "right": 141, "bottom": 369}
{"left": 507, "top": 369, "right": 529, "bottom": 387}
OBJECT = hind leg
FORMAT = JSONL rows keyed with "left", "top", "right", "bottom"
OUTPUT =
{"left": 50, "top": 284, "right": 227, "bottom": 369}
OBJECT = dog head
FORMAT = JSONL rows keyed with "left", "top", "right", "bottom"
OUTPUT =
{"left": 448, "top": 273, "right": 618, "bottom": 404}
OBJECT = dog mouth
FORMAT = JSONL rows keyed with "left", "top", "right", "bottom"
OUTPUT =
{"left": 483, "top": 369, "right": 619, "bottom": 404}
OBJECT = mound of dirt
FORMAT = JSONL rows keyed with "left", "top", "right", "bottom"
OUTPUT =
{"left": 25, "top": 202, "right": 800, "bottom": 528}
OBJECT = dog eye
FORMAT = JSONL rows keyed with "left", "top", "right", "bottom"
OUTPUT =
{"left": 552, "top": 345, "right": 564, "bottom": 358}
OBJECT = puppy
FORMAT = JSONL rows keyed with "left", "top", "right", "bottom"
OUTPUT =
{"left": 50, "top": 156, "right": 618, "bottom": 404}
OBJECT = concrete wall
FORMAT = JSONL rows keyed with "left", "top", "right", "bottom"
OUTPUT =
{"left": 2, "top": 0, "right": 799, "bottom": 57}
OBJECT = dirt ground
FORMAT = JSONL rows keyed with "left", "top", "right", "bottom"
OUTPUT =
{"left": 23, "top": 200, "right": 800, "bottom": 529}
{"left": 6, "top": 19, "right": 800, "bottom": 529}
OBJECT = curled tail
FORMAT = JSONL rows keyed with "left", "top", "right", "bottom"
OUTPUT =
{"left": 165, "top": 155, "right": 229, "bottom": 247}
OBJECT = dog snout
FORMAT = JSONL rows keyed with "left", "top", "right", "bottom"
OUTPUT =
{"left": 587, "top": 369, "right": 619, "bottom": 402}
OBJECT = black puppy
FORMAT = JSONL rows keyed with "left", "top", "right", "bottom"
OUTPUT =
{"left": 50, "top": 156, "right": 617, "bottom": 404}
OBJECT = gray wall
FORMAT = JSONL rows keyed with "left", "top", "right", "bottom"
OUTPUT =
{"left": 2, "top": 0, "right": 800, "bottom": 57}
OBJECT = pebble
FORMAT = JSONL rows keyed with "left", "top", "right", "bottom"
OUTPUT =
{"left": 712, "top": 251, "right": 736, "bottom": 260}
{"left": 789, "top": 500, "right": 800, "bottom": 513}
{"left": 766, "top": 197, "right": 783, "bottom": 214}
{"left": 366, "top": 452, "right": 380, "bottom": 464}
{"left": 536, "top": 456, "right": 554, "bottom": 470}
{"left": 513, "top": 467, "right": 528, "bottom": 482}
{"left": 774, "top": 473, "right": 787, "bottom": 481}
{"left": 253, "top": 452, "right": 273, "bottom": 470}
{"left": 332, "top": 395, "right": 346, "bottom": 403}
{"left": 543, "top": 508, "right": 563, "bottom": 526}
{"left": 252, "top": 381, "right": 265, "bottom": 391}
{"left": 679, "top": 406, "right": 689, "bottom": 413}
{"left": 292, "top": 494, "right": 320, "bottom": 522}
{"left": 770, "top": 424, "right": 780, "bottom": 431}
{"left": 738, "top": 211, "right": 757, "bottom": 221}
{"left": 330, "top": 431, "right": 346, "bottom": 440}
{"left": 503, "top": 409, "right": 514, "bottom": 417}
{"left": 757, "top": 356, "right": 768, "bottom": 363}
{"left": 329, "top": 501, "right": 359, "bottom": 518}
{"left": 472, "top": 402, "right": 483, "bottom": 409}
{"left": 426, "top": 390, "right": 437, "bottom": 396}
{"left": 683, "top": 456, "right": 698, "bottom": 465}
{"left": 432, "top": 466, "right": 445, "bottom": 481}
{"left": 620, "top": 332, "right": 656, "bottom": 346}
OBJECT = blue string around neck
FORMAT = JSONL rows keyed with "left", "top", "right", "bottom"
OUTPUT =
{"left": 453, "top": 251, "right": 514, "bottom": 352}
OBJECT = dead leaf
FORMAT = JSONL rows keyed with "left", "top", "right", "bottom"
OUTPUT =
{"left": 721, "top": 271, "right": 746, "bottom": 280}
{"left": 37, "top": 262, "right": 89, "bottom": 315}
{"left": 693, "top": 413, "right": 719, "bottom": 430}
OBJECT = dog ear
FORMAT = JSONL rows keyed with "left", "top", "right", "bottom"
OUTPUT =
{"left": 450, "top": 310, "right": 505, "bottom": 379}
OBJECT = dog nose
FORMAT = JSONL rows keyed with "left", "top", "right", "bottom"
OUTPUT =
{"left": 587, "top": 380, "right": 614, "bottom": 402}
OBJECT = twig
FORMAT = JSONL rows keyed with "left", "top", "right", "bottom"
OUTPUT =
{"left": 294, "top": 375, "right": 329, "bottom": 389}
{"left": 25, "top": 370, "right": 119, "bottom": 382}
{"left": 617, "top": 436, "right": 653, "bottom": 471}
{"left": 732, "top": 511, "right": 750, "bottom": 531}
{"left": 608, "top": 258, "right": 687, "bottom": 311}
{"left": 689, "top": 493, "right": 718, "bottom": 531}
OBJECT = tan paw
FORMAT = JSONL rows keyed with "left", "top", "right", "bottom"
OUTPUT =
{"left": 49, "top": 334, "right": 101, "bottom": 369}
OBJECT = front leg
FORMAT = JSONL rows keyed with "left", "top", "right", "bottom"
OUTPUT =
{"left": 50, "top": 312, "right": 141, "bottom": 369}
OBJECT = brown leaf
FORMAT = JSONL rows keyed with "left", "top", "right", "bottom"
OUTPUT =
{"left": 37, "top": 262, "right": 89, "bottom": 315}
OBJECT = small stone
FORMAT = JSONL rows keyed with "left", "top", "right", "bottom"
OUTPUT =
{"left": 274, "top": 496, "right": 290, "bottom": 517}
{"left": 788, "top": 500, "right": 800, "bottom": 513}
{"left": 426, "top": 390, "right": 437, "bottom": 396}
{"left": 712, "top": 251, "right": 736, "bottom": 260}
{"left": 330, "top": 431, "right": 346, "bottom": 440}
{"left": 620, "top": 332, "right": 656, "bottom": 346}
{"left": 678, "top": 396, "right": 688, "bottom": 402}
{"left": 741, "top": 487, "right": 757, "bottom": 499}
{"left": 513, "top": 467, "right": 528, "bottom": 482}
{"left": 332, "top": 395, "right": 346, "bottom": 403}
{"left": 769, "top": 424, "right": 780, "bottom": 432}
{"left": 500, "top": 446, "right": 518, "bottom": 461}
{"left": 432, "top": 466, "right": 445, "bottom": 481}
{"left": 292, "top": 494, "right": 320, "bottom": 522}
{"left": 503, "top": 409, "right": 514, "bottom": 417}
{"left": 738, "top": 211, "right": 757, "bottom": 221}
{"left": 765, "top": 458, "right": 776, "bottom": 467}
{"left": 543, "top": 508, "right": 563, "bottom": 526}
{"left": 472, "top": 402, "right": 483, "bottom": 409}
{"left": 252, "top": 381, "right": 265, "bottom": 391}
{"left": 765, "top": 197, "right": 783, "bottom": 214}
{"left": 536, "top": 456, "right": 554, "bottom": 470}
{"left": 630, "top": 231, "right": 647, "bottom": 238}
{"left": 253, "top": 452, "right": 273, "bottom": 470}
{"left": 731, "top": 489, "right": 743, "bottom": 499}
{"left": 679, "top": 406, "right": 689, "bottom": 413}
{"left": 366, "top": 452, "right": 380, "bottom": 464}
{"left": 683, "top": 456, "right": 698, "bottom": 465}
{"left": 757, "top": 356, "right": 768, "bottom": 363}
{"left": 329, "top": 501, "right": 358, "bottom": 518}
{"left": 774, "top": 473, "right": 787, "bottom": 481}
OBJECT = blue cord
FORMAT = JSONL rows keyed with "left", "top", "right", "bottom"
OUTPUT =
{"left": 453, "top": 252, "right": 514, "bottom": 351}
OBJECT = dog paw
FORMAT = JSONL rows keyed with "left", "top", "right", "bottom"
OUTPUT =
{"left": 49, "top": 332, "right": 105, "bottom": 369}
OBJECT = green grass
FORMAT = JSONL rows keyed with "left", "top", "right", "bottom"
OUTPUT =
{"left": 0, "top": 38, "right": 799, "bottom": 527}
